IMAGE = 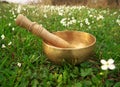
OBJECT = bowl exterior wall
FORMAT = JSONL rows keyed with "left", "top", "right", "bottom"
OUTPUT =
{"left": 43, "top": 42, "right": 95, "bottom": 65}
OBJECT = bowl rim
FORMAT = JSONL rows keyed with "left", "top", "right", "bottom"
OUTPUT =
{"left": 43, "top": 30, "right": 96, "bottom": 50}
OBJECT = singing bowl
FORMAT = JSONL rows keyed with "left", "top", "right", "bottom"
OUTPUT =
{"left": 43, "top": 31, "right": 96, "bottom": 65}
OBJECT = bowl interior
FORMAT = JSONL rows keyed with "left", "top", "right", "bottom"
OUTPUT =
{"left": 45, "top": 31, "right": 96, "bottom": 49}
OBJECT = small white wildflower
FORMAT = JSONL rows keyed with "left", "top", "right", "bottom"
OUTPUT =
{"left": 12, "top": 27, "right": 15, "bottom": 31}
{"left": 1, "top": 34, "right": 5, "bottom": 39}
{"left": 100, "top": 59, "right": 115, "bottom": 70}
{"left": 60, "top": 18, "right": 67, "bottom": 26}
{"left": 8, "top": 42, "right": 12, "bottom": 46}
{"left": 12, "top": 11, "right": 15, "bottom": 15}
{"left": 69, "top": 19, "right": 76, "bottom": 25}
{"left": 32, "top": 11, "right": 35, "bottom": 14}
{"left": 60, "top": 18, "right": 66, "bottom": 24}
{"left": 113, "top": 12, "right": 117, "bottom": 15}
{"left": 60, "top": 17, "right": 76, "bottom": 27}
{"left": 43, "top": 14, "right": 47, "bottom": 18}
{"left": 116, "top": 19, "right": 120, "bottom": 26}
{"left": 14, "top": 19, "right": 16, "bottom": 21}
{"left": 2, "top": 44, "right": 6, "bottom": 48}
{"left": 17, "top": 62, "right": 22, "bottom": 67}
{"left": 102, "top": 10, "right": 107, "bottom": 14}
{"left": 23, "top": 8, "right": 26, "bottom": 11}
{"left": 85, "top": 18, "right": 90, "bottom": 25}
{"left": 88, "top": 26, "right": 91, "bottom": 29}
{"left": 71, "top": 17, "right": 75, "bottom": 20}
{"left": 17, "top": 5, "right": 21, "bottom": 13}
{"left": 97, "top": 15, "right": 104, "bottom": 21}
{"left": 118, "top": 15, "right": 120, "bottom": 19}
{"left": 89, "top": 15, "right": 93, "bottom": 18}
{"left": 68, "top": 13, "right": 72, "bottom": 16}
{"left": 68, "top": 18, "right": 70, "bottom": 21}
{"left": 92, "top": 21, "right": 94, "bottom": 23}
{"left": 58, "top": 9, "right": 64, "bottom": 16}
{"left": 58, "top": 12, "right": 63, "bottom": 16}
{"left": 88, "top": 10, "right": 91, "bottom": 14}
{"left": 8, "top": 23, "right": 11, "bottom": 26}
{"left": 71, "top": 19, "right": 76, "bottom": 24}
{"left": 94, "top": 16, "right": 96, "bottom": 18}
{"left": 13, "top": 15, "right": 16, "bottom": 18}
{"left": 80, "top": 23, "right": 83, "bottom": 27}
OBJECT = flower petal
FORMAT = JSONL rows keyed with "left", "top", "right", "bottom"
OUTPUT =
{"left": 100, "top": 59, "right": 107, "bottom": 64}
{"left": 108, "top": 59, "right": 114, "bottom": 64}
{"left": 17, "top": 62, "right": 22, "bottom": 67}
{"left": 101, "top": 65, "right": 108, "bottom": 70}
{"left": 108, "top": 64, "right": 115, "bottom": 70}
{"left": 1, "top": 34, "right": 5, "bottom": 39}
{"left": 2, "top": 44, "right": 6, "bottom": 48}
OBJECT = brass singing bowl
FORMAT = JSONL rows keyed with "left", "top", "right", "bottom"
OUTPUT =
{"left": 43, "top": 31, "right": 96, "bottom": 65}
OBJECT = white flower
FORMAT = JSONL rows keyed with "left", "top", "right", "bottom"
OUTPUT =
{"left": 100, "top": 59, "right": 115, "bottom": 70}
{"left": 71, "top": 17, "right": 76, "bottom": 24}
{"left": 8, "top": 42, "right": 12, "bottom": 46}
{"left": 23, "top": 8, "right": 26, "bottom": 11}
{"left": 116, "top": 19, "right": 120, "bottom": 26}
{"left": 1, "top": 34, "right": 5, "bottom": 39}
{"left": 97, "top": 15, "right": 104, "bottom": 21}
{"left": 17, "top": 62, "right": 22, "bottom": 67}
{"left": 88, "top": 26, "right": 91, "bottom": 29}
{"left": 80, "top": 23, "right": 83, "bottom": 27}
{"left": 113, "top": 12, "right": 117, "bottom": 15}
{"left": 12, "top": 27, "right": 15, "bottom": 31}
{"left": 89, "top": 15, "right": 93, "bottom": 18}
{"left": 88, "top": 10, "right": 91, "bottom": 14}
{"left": 60, "top": 18, "right": 66, "bottom": 24}
{"left": 13, "top": 15, "right": 16, "bottom": 18}
{"left": 68, "top": 13, "right": 72, "bottom": 16}
{"left": 58, "top": 9, "right": 64, "bottom": 16}
{"left": 85, "top": 18, "right": 90, "bottom": 25}
{"left": 60, "top": 17, "right": 76, "bottom": 27}
{"left": 60, "top": 18, "right": 67, "bottom": 26}
{"left": 92, "top": 21, "right": 94, "bottom": 23}
{"left": 12, "top": 10, "right": 15, "bottom": 15}
{"left": 8, "top": 23, "right": 11, "bottom": 26}
{"left": 2, "top": 44, "right": 6, "bottom": 48}
{"left": 17, "top": 5, "right": 21, "bottom": 13}
{"left": 58, "top": 12, "right": 63, "bottom": 16}
{"left": 43, "top": 14, "right": 47, "bottom": 18}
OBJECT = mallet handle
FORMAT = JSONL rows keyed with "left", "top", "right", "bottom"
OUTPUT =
{"left": 16, "top": 14, "right": 72, "bottom": 48}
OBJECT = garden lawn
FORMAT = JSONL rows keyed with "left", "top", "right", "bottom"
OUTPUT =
{"left": 0, "top": 3, "right": 120, "bottom": 87}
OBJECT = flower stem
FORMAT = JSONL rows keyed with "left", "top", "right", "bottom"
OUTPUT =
{"left": 104, "top": 70, "right": 108, "bottom": 79}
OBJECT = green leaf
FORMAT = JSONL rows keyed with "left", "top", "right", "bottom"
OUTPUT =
{"left": 82, "top": 80, "right": 92, "bottom": 87}
{"left": 19, "top": 78, "right": 29, "bottom": 87}
{"left": 105, "top": 80, "right": 114, "bottom": 87}
{"left": 57, "top": 74, "right": 63, "bottom": 83}
{"left": 63, "top": 70, "right": 68, "bottom": 83}
{"left": 74, "top": 82, "right": 82, "bottom": 87}
{"left": 80, "top": 68, "right": 92, "bottom": 77}
{"left": 114, "top": 82, "right": 120, "bottom": 87}
{"left": 31, "top": 79, "right": 39, "bottom": 87}
{"left": 92, "top": 76, "right": 101, "bottom": 86}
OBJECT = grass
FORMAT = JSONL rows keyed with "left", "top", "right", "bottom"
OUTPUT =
{"left": 0, "top": 3, "right": 120, "bottom": 87}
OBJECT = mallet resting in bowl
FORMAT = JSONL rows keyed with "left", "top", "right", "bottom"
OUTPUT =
{"left": 16, "top": 14, "right": 96, "bottom": 65}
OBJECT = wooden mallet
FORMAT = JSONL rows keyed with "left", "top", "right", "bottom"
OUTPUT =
{"left": 16, "top": 14, "right": 73, "bottom": 48}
